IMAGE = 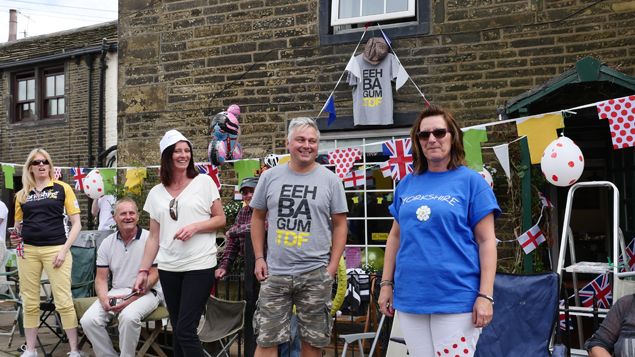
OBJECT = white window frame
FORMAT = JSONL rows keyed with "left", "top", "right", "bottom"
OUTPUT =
{"left": 330, "top": 0, "right": 416, "bottom": 26}
{"left": 321, "top": 128, "right": 410, "bottom": 266}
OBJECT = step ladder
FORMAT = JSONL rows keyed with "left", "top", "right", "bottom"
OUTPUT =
{"left": 555, "top": 181, "right": 635, "bottom": 356}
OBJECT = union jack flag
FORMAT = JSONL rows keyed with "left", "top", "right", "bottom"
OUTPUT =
{"left": 619, "top": 238, "right": 635, "bottom": 272}
{"left": 196, "top": 163, "right": 221, "bottom": 189}
{"left": 382, "top": 139, "right": 413, "bottom": 181}
{"left": 578, "top": 273, "right": 612, "bottom": 309}
{"left": 70, "top": 167, "right": 87, "bottom": 191}
{"left": 558, "top": 299, "right": 574, "bottom": 331}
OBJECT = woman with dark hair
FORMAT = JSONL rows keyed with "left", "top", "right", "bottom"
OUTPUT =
{"left": 12, "top": 148, "right": 83, "bottom": 357}
{"left": 134, "top": 129, "right": 225, "bottom": 357}
{"left": 378, "top": 105, "right": 500, "bottom": 357}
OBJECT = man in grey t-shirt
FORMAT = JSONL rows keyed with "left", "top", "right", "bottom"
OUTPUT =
{"left": 250, "top": 117, "right": 348, "bottom": 357}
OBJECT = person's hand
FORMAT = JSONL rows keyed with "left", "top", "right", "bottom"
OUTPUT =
{"left": 215, "top": 268, "right": 227, "bottom": 280}
{"left": 325, "top": 263, "right": 337, "bottom": 278}
{"left": 472, "top": 297, "right": 493, "bottom": 328}
{"left": 99, "top": 297, "right": 112, "bottom": 312}
{"left": 174, "top": 224, "right": 198, "bottom": 241}
{"left": 9, "top": 229, "right": 22, "bottom": 246}
{"left": 378, "top": 286, "right": 395, "bottom": 317}
{"left": 110, "top": 296, "right": 134, "bottom": 314}
{"left": 254, "top": 258, "right": 268, "bottom": 282}
{"left": 133, "top": 273, "right": 148, "bottom": 294}
{"left": 52, "top": 249, "right": 67, "bottom": 268}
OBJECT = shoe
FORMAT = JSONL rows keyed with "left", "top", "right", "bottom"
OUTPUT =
{"left": 19, "top": 350, "right": 38, "bottom": 357}
{"left": 67, "top": 352, "right": 83, "bottom": 357}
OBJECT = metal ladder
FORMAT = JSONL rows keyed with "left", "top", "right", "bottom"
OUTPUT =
{"left": 555, "top": 181, "right": 635, "bottom": 356}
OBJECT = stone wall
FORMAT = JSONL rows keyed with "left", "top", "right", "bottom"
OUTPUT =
{"left": 118, "top": 0, "right": 635, "bottom": 164}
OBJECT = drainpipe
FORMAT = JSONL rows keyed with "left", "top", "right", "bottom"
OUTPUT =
{"left": 98, "top": 38, "right": 107, "bottom": 167}
{"left": 87, "top": 53, "right": 95, "bottom": 230}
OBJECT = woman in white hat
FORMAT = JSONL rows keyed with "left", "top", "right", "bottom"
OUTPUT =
{"left": 134, "top": 129, "right": 225, "bottom": 357}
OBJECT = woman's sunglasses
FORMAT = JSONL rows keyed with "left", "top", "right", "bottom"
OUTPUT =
{"left": 169, "top": 198, "right": 178, "bottom": 221}
{"left": 416, "top": 128, "right": 449, "bottom": 140}
{"left": 30, "top": 159, "right": 50, "bottom": 166}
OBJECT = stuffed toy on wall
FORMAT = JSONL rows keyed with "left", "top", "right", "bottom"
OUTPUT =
{"left": 208, "top": 104, "right": 243, "bottom": 165}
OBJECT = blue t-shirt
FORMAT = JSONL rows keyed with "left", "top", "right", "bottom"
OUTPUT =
{"left": 388, "top": 166, "right": 501, "bottom": 314}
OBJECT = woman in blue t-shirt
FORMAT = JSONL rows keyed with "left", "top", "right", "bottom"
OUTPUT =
{"left": 378, "top": 105, "right": 500, "bottom": 357}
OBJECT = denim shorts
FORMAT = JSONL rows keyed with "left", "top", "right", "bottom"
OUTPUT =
{"left": 254, "top": 266, "right": 333, "bottom": 347}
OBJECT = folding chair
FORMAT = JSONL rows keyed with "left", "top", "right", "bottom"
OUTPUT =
{"left": 198, "top": 295, "right": 246, "bottom": 357}
{"left": 474, "top": 272, "right": 559, "bottom": 357}
{"left": 37, "top": 245, "right": 96, "bottom": 356}
{"left": 0, "top": 249, "right": 22, "bottom": 347}
{"left": 338, "top": 276, "right": 390, "bottom": 357}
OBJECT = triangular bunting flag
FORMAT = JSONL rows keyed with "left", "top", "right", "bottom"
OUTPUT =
{"left": 492, "top": 143, "right": 511, "bottom": 180}
{"left": 323, "top": 94, "right": 337, "bottom": 126}
{"left": 328, "top": 148, "right": 361, "bottom": 179}
{"left": 396, "top": 64, "right": 408, "bottom": 91}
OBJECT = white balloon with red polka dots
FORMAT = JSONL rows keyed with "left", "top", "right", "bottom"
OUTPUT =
{"left": 83, "top": 169, "right": 106, "bottom": 199}
{"left": 540, "top": 136, "right": 585, "bottom": 187}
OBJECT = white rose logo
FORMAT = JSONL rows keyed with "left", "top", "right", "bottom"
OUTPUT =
{"left": 416, "top": 205, "right": 431, "bottom": 222}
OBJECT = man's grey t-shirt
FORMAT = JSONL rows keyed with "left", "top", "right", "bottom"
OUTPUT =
{"left": 348, "top": 53, "right": 400, "bottom": 126}
{"left": 250, "top": 164, "right": 348, "bottom": 275}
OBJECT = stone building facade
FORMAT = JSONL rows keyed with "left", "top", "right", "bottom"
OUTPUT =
{"left": 117, "top": 0, "right": 635, "bottom": 269}
{"left": 0, "top": 22, "right": 118, "bottom": 227}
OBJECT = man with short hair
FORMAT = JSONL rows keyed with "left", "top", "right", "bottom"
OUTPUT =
{"left": 251, "top": 117, "right": 348, "bottom": 357}
{"left": 215, "top": 177, "right": 258, "bottom": 280}
{"left": 80, "top": 198, "right": 163, "bottom": 357}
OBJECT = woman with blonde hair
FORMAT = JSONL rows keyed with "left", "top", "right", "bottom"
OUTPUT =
{"left": 10, "top": 148, "right": 83, "bottom": 357}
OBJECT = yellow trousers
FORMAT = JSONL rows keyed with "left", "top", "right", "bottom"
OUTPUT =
{"left": 17, "top": 244, "right": 77, "bottom": 329}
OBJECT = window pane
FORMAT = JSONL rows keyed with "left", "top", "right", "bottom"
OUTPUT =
{"left": 362, "top": 0, "right": 383, "bottom": 16}
{"left": 48, "top": 99, "right": 58, "bottom": 116}
{"left": 58, "top": 98, "right": 65, "bottom": 114}
{"left": 56, "top": 75, "right": 64, "bottom": 96}
{"left": 366, "top": 192, "right": 391, "bottom": 217}
{"left": 347, "top": 220, "right": 365, "bottom": 245}
{"left": 26, "top": 79, "right": 35, "bottom": 100}
{"left": 346, "top": 192, "right": 365, "bottom": 218}
{"left": 21, "top": 103, "right": 34, "bottom": 119}
{"left": 46, "top": 76, "right": 55, "bottom": 97}
{"left": 339, "top": 0, "right": 359, "bottom": 19}
{"left": 18, "top": 80, "right": 26, "bottom": 101}
{"left": 367, "top": 220, "right": 392, "bottom": 244}
{"left": 387, "top": 0, "right": 408, "bottom": 13}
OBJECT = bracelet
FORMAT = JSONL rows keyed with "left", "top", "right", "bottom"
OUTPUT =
{"left": 138, "top": 269, "right": 149, "bottom": 275}
{"left": 379, "top": 280, "right": 394, "bottom": 287}
{"left": 255, "top": 256, "right": 265, "bottom": 261}
{"left": 477, "top": 293, "right": 494, "bottom": 304}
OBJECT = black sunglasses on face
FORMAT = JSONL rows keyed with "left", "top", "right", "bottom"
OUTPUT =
{"left": 416, "top": 128, "right": 449, "bottom": 140}
{"left": 169, "top": 198, "right": 178, "bottom": 221}
{"left": 30, "top": 159, "right": 50, "bottom": 166}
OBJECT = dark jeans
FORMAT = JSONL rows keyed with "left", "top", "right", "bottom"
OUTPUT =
{"left": 159, "top": 268, "right": 215, "bottom": 357}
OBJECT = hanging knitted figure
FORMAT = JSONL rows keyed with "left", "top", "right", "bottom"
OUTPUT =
{"left": 208, "top": 105, "right": 242, "bottom": 165}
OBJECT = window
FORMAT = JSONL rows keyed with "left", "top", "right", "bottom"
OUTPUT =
{"left": 321, "top": 129, "right": 409, "bottom": 268}
{"left": 12, "top": 65, "right": 65, "bottom": 123}
{"left": 319, "top": 0, "right": 430, "bottom": 45}
{"left": 331, "top": 0, "right": 416, "bottom": 26}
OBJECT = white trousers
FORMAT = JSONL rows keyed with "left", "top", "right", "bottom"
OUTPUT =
{"left": 80, "top": 288, "right": 161, "bottom": 357}
{"left": 398, "top": 311, "right": 481, "bottom": 357}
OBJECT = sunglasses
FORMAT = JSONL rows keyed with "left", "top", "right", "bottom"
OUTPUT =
{"left": 30, "top": 159, "right": 50, "bottom": 166}
{"left": 416, "top": 128, "right": 449, "bottom": 140}
{"left": 169, "top": 198, "right": 178, "bottom": 221}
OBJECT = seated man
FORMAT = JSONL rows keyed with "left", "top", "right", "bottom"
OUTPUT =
{"left": 215, "top": 177, "right": 258, "bottom": 280}
{"left": 80, "top": 198, "right": 163, "bottom": 357}
{"left": 585, "top": 293, "right": 635, "bottom": 357}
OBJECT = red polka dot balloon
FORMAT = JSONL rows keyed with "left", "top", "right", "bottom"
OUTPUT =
{"left": 83, "top": 169, "right": 105, "bottom": 199}
{"left": 477, "top": 166, "right": 494, "bottom": 189}
{"left": 540, "top": 136, "right": 584, "bottom": 187}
